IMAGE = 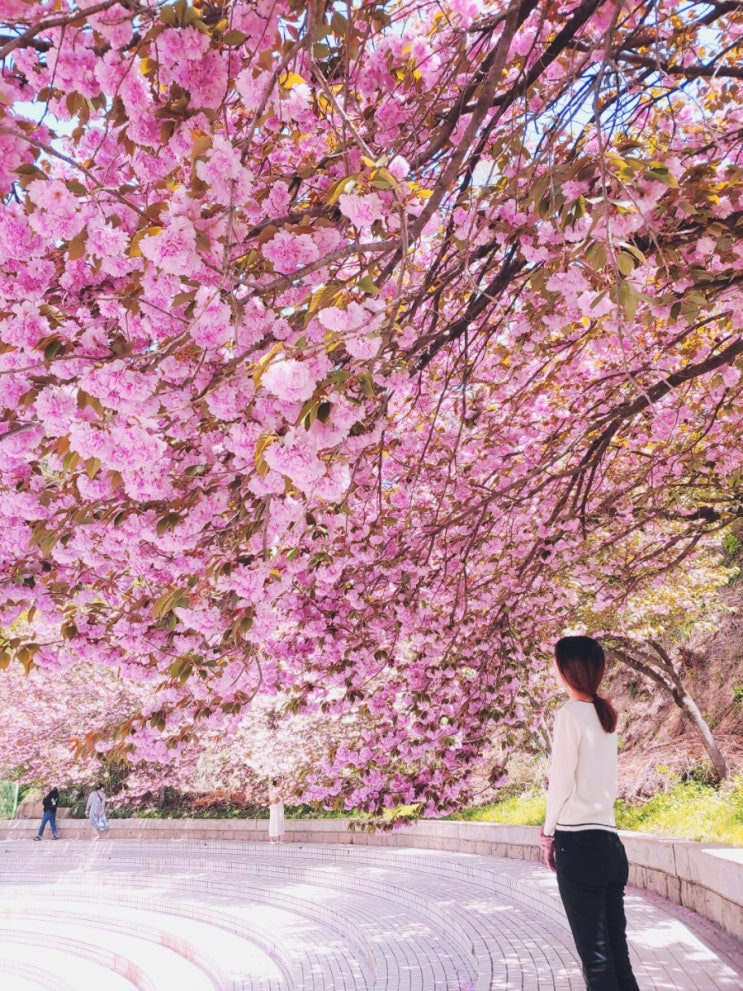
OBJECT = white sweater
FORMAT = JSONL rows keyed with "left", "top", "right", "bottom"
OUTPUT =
{"left": 543, "top": 699, "right": 618, "bottom": 837}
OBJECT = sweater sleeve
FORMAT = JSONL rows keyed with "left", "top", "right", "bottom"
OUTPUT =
{"left": 543, "top": 705, "right": 581, "bottom": 837}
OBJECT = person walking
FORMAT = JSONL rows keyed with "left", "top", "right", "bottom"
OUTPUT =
{"left": 268, "top": 777, "right": 285, "bottom": 845}
{"left": 539, "top": 635, "right": 640, "bottom": 991}
{"left": 85, "top": 783, "right": 110, "bottom": 840}
{"left": 34, "top": 787, "right": 60, "bottom": 840}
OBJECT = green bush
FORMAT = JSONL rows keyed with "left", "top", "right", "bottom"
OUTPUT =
{"left": 0, "top": 781, "right": 18, "bottom": 819}
{"left": 449, "top": 779, "right": 743, "bottom": 846}
{"left": 449, "top": 792, "right": 547, "bottom": 825}
{"left": 615, "top": 779, "right": 743, "bottom": 844}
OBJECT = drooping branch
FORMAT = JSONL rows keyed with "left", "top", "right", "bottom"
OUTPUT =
{"left": 605, "top": 638, "right": 728, "bottom": 781}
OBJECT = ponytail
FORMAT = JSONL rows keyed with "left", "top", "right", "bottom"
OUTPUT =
{"left": 556, "top": 636, "right": 617, "bottom": 734}
{"left": 592, "top": 694, "right": 617, "bottom": 733}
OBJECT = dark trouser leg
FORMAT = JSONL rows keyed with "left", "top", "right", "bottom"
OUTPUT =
{"left": 557, "top": 872, "right": 620, "bottom": 991}
{"left": 606, "top": 881, "right": 640, "bottom": 991}
{"left": 555, "top": 831, "right": 641, "bottom": 991}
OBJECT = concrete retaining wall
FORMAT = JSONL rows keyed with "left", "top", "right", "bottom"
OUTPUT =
{"left": 1, "top": 816, "right": 740, "bottom": 941}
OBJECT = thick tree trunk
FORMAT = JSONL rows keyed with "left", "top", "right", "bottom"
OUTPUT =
{"left": 671, "top": 686, "right": 729, "bottom": 782}
{"left": 606, "top": 638, "right": 728, "bottom": 782}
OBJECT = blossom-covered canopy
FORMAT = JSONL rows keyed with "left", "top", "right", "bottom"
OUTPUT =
{"left": 0, "top": 0, "right": 741, "bottom": 812}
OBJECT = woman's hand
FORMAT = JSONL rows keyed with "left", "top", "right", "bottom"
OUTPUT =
{"left": 539, "top": 826, "right": 556, "bottom": 872}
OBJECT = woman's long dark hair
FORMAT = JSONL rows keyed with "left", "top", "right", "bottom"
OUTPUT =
{"left": 555, "top": 635, "right": 617, "bottom": 733}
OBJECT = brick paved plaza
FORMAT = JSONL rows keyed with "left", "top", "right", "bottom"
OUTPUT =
{"left": 0, "top": 840, "right": 741, "bottom": 990}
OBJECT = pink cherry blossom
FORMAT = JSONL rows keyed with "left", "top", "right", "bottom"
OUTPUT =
{"left": 338, "top": 191, "right": 385, "bottom": 229}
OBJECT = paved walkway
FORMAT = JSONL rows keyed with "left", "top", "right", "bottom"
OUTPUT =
{"left": 0, "top": 840, "right": 741, "bottom": 990}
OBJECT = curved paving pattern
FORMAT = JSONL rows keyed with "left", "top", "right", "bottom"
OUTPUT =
{"left": 0, "top": 841, "right": 741, "bottom": 991}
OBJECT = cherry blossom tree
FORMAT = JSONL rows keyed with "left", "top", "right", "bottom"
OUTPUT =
{"left": 0, "top": 0, "right": 742, "bottom": 814}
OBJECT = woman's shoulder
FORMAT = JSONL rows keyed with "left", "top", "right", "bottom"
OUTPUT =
{"left": 563, "top": 699, "right": 599, "bottom": 719}
{"left": 555, "top": 699, "right": 594, "bottom": 727}
{"left": 556, "top": 699, "right": 584, "bottom": 718}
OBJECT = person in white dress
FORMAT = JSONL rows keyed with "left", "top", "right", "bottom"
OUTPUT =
{"left": 85, "top": 784, "right": 110, "bottom": 840}
{"left": 268, "top": 777, "right": 285, "bottom": 844}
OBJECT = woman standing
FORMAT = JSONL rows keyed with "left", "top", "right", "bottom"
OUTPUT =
{"left": 268, "top": 777, "right": 285, "bottom": 845}
{"left": 539, "top": 635, "right": 640, "bottom": 991}
{"left": 85, "top": 783, "right": 110, "bottom": 841}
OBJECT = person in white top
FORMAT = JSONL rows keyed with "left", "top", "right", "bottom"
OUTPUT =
{"left": 268, "top": 777, "right": 285, "bottom": 844}
{"left": 85, "top": 784, "right": 110, "bottom": 841}
{"left": 539, "top": 636, "right": 640, "bottom": 991}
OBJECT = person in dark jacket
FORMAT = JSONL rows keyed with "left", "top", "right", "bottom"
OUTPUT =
{"left": 34, "top": 787, "right": 60, "bottom": 840}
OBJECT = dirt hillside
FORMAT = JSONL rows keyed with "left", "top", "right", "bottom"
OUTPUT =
{"left": 608, "top": 586, "right": 743, "bottom": 797}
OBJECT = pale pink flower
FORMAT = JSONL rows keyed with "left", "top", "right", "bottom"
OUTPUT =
{"left": 224, "top": 422, "right": 263, "bottom": 469}
{"left": 313, "top": 226, "right": 343, "bottom": 256}
{"left": 27, "top": 179, "right": 86, "bottom": 241}
{"left": 86, "top": 217, "right": 132, "bottom": 275}
{"left": 171, "top": 50, "right": 228, "bottom": 110}
{"left": 34, "top": 387, "right": 77, "bottom": 434}
{"left": 263, "top": 437, "right": 325, "bottom": 493}
{"left": 195, "top": 135, "right": 253, "bottom": 206}
{"left": 139, "top": 216, "right": 198, "bottom": 276}
{"left": 721, "top": 364, "right": 740, "bottom": 388}
{"left": 345, "top": 332, "right": 382, "bottom": 360}
{"left": 235, "top": 68, "right": 272, "bottom": 112}
{"left": 261, "top": 357, "right": 318, "bottom": 403}
{"left": 317, "top": 301, "right": 383, "bottom": 357}
{"left": 89, "top": 3, "right": 134, "bottom": 46}
{"left": 246, "top": 470, "right": 286, "bottom": 497}
{"left": 0, "top": 301, "right": 50, "bottom": 350}
{"left": 158, "top": 25, "right": 209, "bottom": 63}
{"left": 190, "top": 287, "right": 233, "bottom": 349}
{"left": 338, "top": 191, "right": 384, "bottom": 229}
{"left": 387, "top": 156, "right": 410, "bottom": 181}
{"left": 262, "top": 230, "right": 319, "bottom": 274}
{"left": 174, "top": 604, "right": 225, "bottom": 639}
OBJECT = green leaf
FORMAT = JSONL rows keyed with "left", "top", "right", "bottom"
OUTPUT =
{"left": 647, "top": 165, "right": 678, "bottom": 188}
{"left": 618, "top": 280, "right": 639, "bottom": 322}
{"left": 156, "top": 512, "right": 181, "bottom": 535}
{"left": 358, "top": 372, "right": 375, "bottom": 398}
{"left": 152, "top": 588, "right": 189, "bottom": 620}
{"left": 326, "top": 175, "right": 357, "bottom": 204}
{"left": 618, "top": 251, "right": 635, "bottom": 277}
{"left": 168, "top": 659, "right": 194, "bottom": 686}
{"left": 370, "top": 167, "right": 398, "bottom": 191}
{"left": 150, "top": 712, "right": 166, "bottom": 731}
{"left": 222, "top": 29, "right": 247, "bottom": 45}
{"left": 586, "top": 242, "right": 607, "bottom": 270}
{"left": 298, "top": 397, "right": 320, "bottom": 429}
{"left": 43, "top": 337, "right": 64, "bottom": 360}
{"left": 357, "top": 275, "right": 379, "bottom": 294}
{"left": 62, "top": 451, "right": 81, "bottom": 472}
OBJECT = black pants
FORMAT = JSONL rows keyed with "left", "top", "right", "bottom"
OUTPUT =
{"left": 554, "top": 830, "right": 640, "bottom": 991}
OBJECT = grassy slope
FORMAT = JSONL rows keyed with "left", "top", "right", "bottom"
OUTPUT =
{"left": 449, "top": 779, "right": 743, "bottom": 846}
